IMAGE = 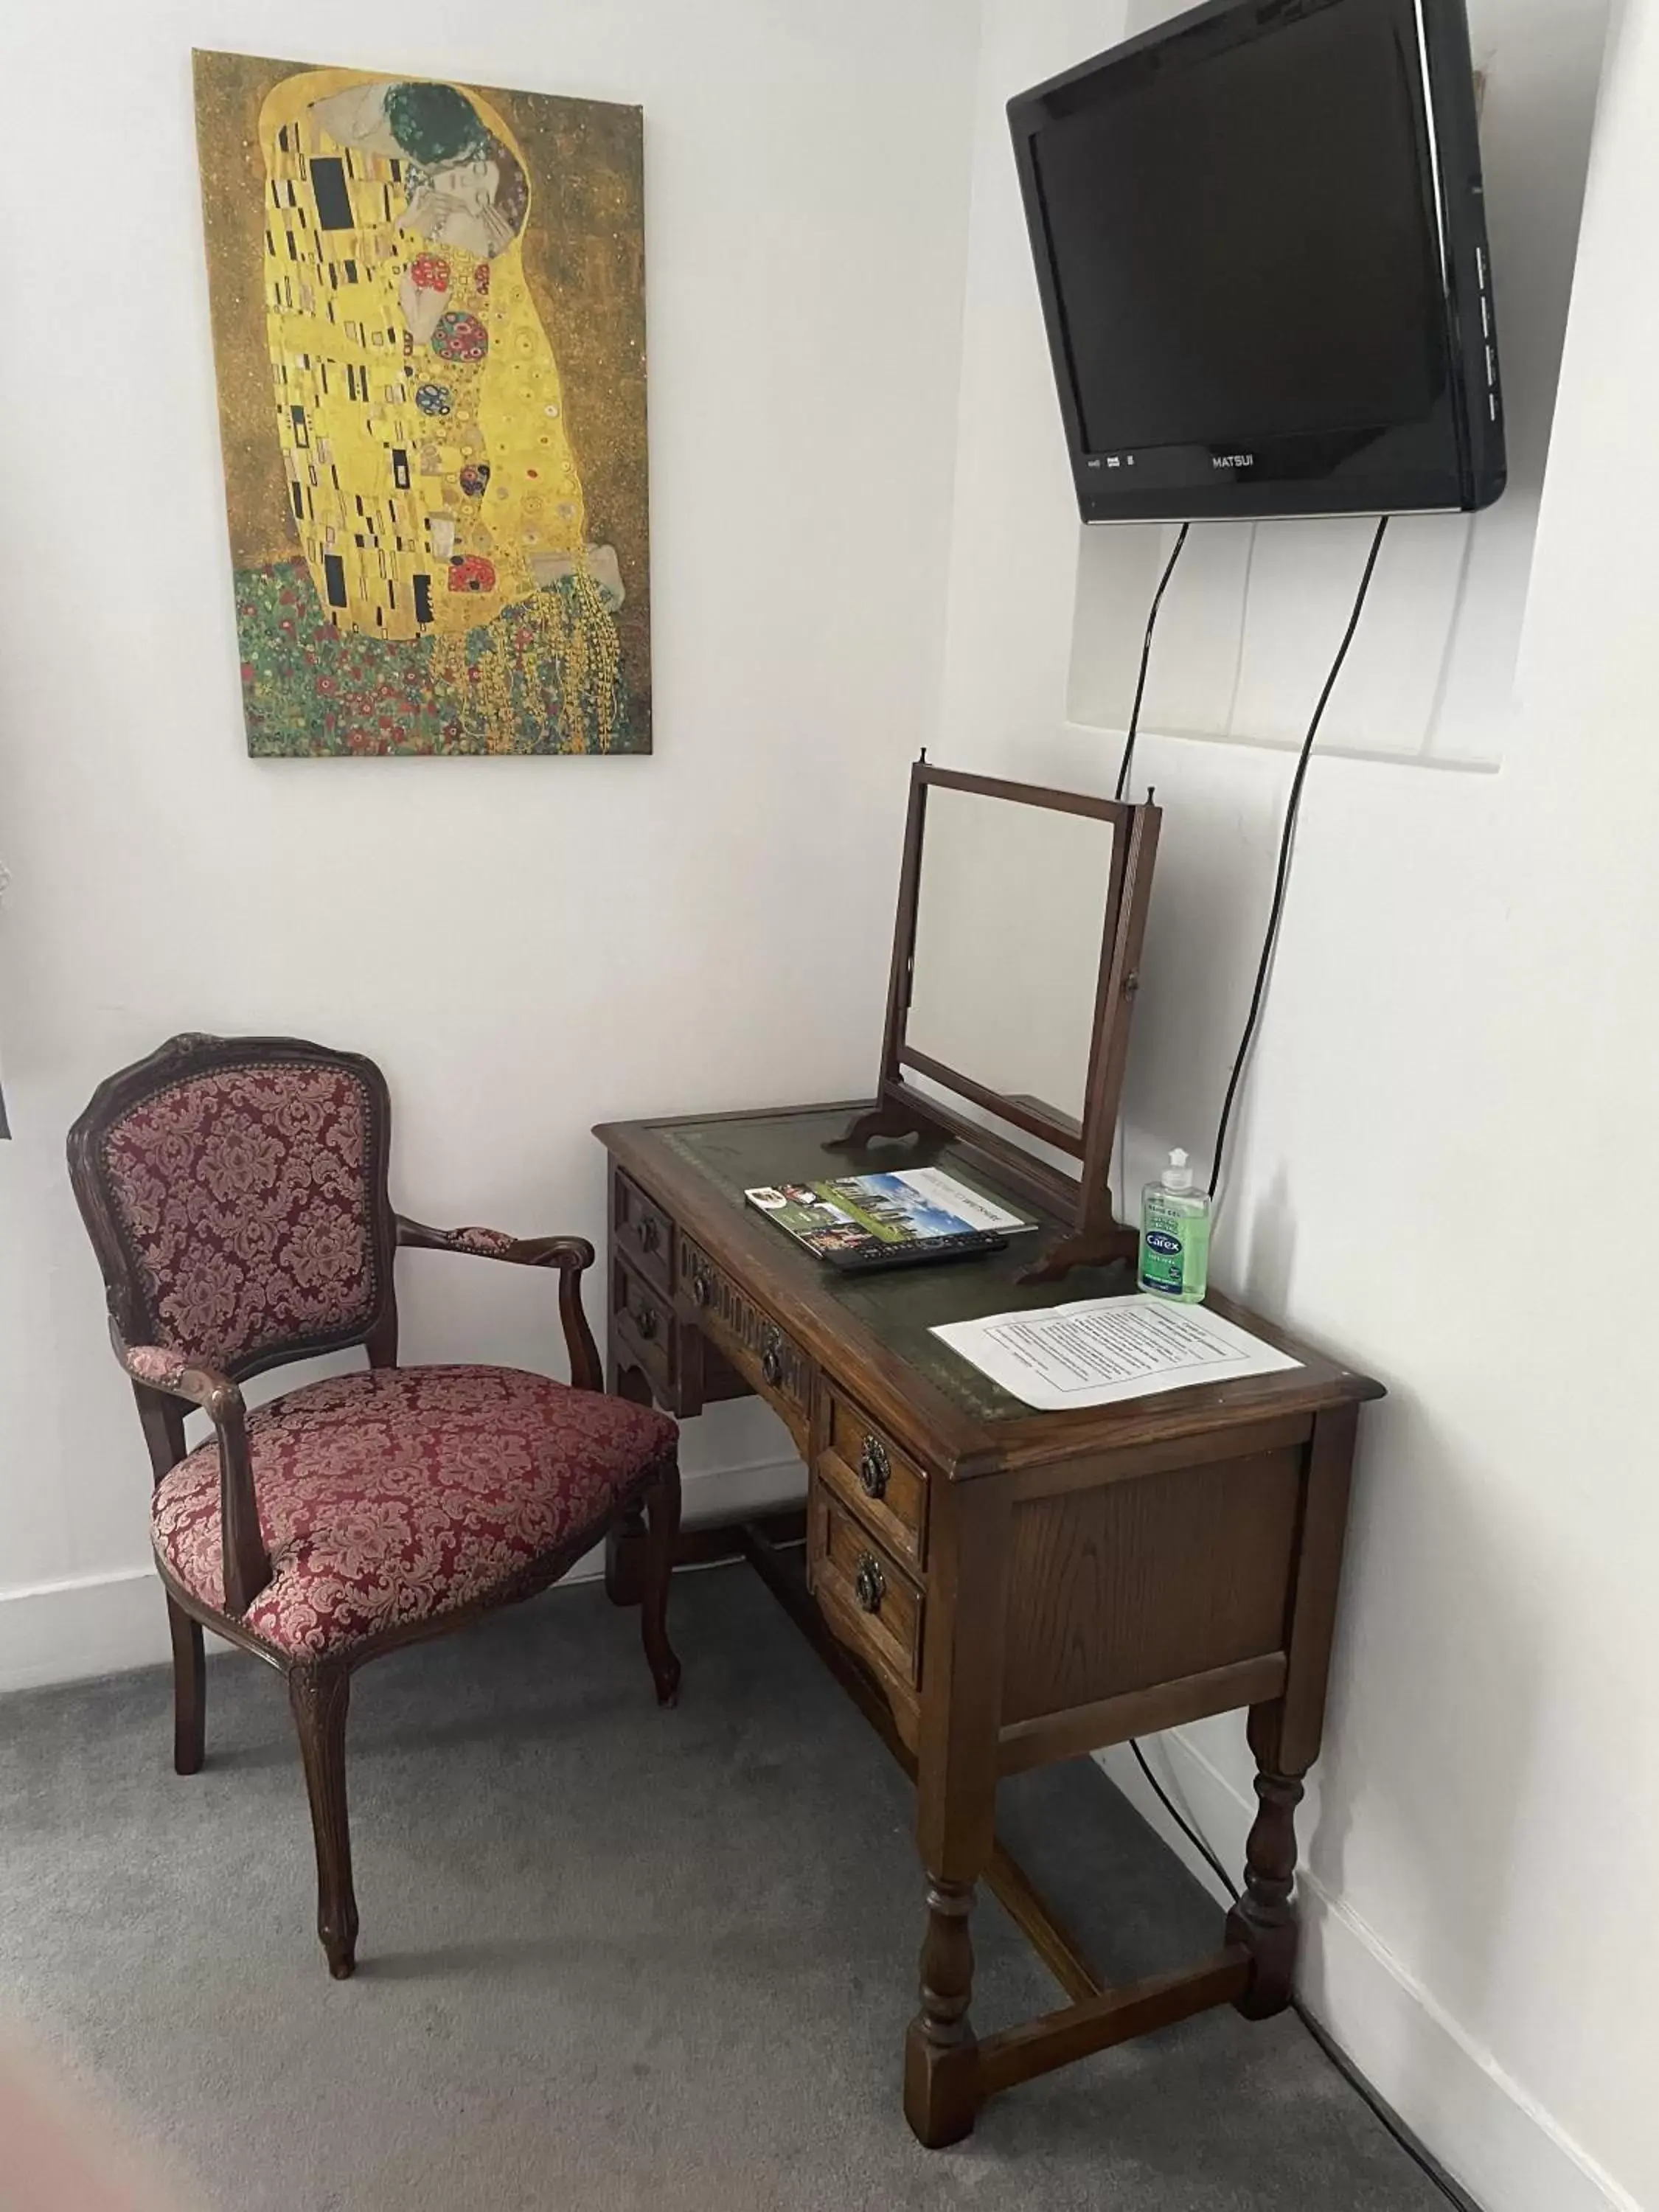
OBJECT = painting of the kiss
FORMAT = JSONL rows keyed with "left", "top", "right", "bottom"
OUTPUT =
{"left": 195, "top": 52, "right": 650, "bottom": 756}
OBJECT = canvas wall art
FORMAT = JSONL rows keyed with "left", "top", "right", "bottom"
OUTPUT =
{"left": 193, "top": 53, "right": 650, "bottom": 756}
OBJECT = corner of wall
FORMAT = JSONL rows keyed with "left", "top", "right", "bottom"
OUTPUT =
{"left": 1097, "top": 1735, "right": 1638, "bottom": 2212}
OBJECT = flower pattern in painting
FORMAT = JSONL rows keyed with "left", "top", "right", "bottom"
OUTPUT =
{"left": 152, "top": 1365, "right": 675, "bottom": 1658}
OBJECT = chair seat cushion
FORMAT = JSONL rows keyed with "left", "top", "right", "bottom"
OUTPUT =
{"left": 153, "top": 1366, "right": 676, "bottom": 1660}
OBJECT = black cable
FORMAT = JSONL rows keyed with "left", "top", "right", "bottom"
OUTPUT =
{"left": 1206, "top": 515, "right": 1390, "bottom": 1202}
{"left": 1294, "top": 2003, "right": 1485, "bottom": 2212}
{"left": 1114, "top": 523, "right": 1191, "bottom": 801}
{"left": 1127, "top": 1734, "right": 1481, "bottom": 2211}
{"left": 1130, "top": 1737, "right": 1237, "bottom": 1898}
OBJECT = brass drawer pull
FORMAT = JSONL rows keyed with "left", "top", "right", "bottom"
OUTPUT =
{"left": 760, "top": 1332, "right": 784, "bottom": 1388}
{"left": 858, "top": 1434, "right": 890, "bottom": 1501}
{"left": 854, "top": 1554, "right": 886, "bottom": 1616}
{"left": 633, "top": 1302, "right": 658, "bottom": 1342}
{"left": 690, "top": 1269, "right": 712, "bottom": 1309}
{"left": 636, "top": 1215, "right": 661, "bottom": 1256}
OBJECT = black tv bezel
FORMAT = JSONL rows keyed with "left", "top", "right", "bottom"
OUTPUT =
{"left": 1007, "top": 0, "right": 1506, "bottom": 524}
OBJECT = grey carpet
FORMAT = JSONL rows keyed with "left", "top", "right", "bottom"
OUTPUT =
{"left": 0, "top": 1563, "right": 1443, "bottom": 2211}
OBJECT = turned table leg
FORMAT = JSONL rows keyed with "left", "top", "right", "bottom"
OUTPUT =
{"left": 902, "top": 1482, "right": 1010, "bottom": 2148}
{"left": 904, "top": 1877, "right": 981, "bottom": 2146}
{"left": 1226, "top": 1705, "right": 1308, "bottom": 2019}
{"left": 1227, "top": 1405, "right": 1358, "bottom": 2020}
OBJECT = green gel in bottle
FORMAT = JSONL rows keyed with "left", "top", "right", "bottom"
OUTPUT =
{"left": 1138, "top": 1148, "right": 1211, "bottom": 1303}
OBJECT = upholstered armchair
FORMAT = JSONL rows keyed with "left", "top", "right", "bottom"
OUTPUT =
{"left": 68, "top": 1034, "right": 680, "bottom": 1978}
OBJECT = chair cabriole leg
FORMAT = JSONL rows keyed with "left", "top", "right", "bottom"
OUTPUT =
{"left": 288, "top": 1660, "right": 359, "bottom": 1978}
{"left": 167, "top": 1596, "right": 206, "bottom": 1775}
{"left": 641, "top": 1458, "right": 682, "bottom": 1708}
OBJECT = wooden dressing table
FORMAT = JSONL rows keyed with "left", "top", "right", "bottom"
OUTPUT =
{"left": 595, "top": 1101, "right": 1382, "bottom": 2147}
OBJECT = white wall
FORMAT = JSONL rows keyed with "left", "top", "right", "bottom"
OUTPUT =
{"left": 933, "top": 3, "right": 1653, "bottom": 2209}
{"left": 0, "top": 0, "right": 979, "bottom": 1687}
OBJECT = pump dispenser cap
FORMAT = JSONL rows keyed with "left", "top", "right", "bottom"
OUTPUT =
{"left": 1162, "top": 1148, "right": 1194, "bottom": 1193}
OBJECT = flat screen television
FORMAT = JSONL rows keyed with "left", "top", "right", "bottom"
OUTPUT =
{"left": 1008, "top": 0, "right": 1505, "bottom": 524}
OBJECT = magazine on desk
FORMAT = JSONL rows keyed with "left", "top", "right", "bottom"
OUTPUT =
{"left": 745, "top": 1167, "right": 1037, "bottom": 1266}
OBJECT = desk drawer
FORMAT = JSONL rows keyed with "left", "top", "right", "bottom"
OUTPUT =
{"left": 810, "top": 1482, "right": 924, "bottom": 1697}
{"left": 611, "top": 1254, "right": 675, "bottom": 1406}
{"left": 816, "top": 1390, "right": 928, "bottom": 1571}
{"left": 613, "top": 1171, "right": 675, "bottom": 1294}
{"left": 678, "top": 1236, "right": 813, "bottom": 1447}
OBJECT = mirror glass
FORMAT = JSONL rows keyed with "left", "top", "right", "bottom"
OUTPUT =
{"left": 904, "top": 785, "right": 1117, "bottom": 1138}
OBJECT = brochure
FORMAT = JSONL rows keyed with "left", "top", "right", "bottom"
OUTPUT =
{"left": 745, "top": 1167, "right": 1035, "bottom": 1264}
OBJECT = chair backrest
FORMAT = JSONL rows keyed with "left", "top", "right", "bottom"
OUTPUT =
{"left": 68, "top": 1034, "right": 396, "bottom": 1381}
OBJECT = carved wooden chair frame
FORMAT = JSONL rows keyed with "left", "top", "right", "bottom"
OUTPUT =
{"left": 68, "top": 1032, "right": 680, "bottom": 1977}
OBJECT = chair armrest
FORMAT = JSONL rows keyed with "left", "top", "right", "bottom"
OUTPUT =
{"left": 394, "top": 1218, "right": 594, "bottom": 1271}
{"left": 394, "top": 1218, "right": 602, "bottom": 1392}
{"left": 121, "top": 1342, "right": 243, "bottom": 1415}
{"left": 117, "top": 1343, "right": 273, "bottom": 1617}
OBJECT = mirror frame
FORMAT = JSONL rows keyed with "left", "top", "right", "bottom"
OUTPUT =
{"left": 833, "top": 759, "right": 1161, "bottom": 1281}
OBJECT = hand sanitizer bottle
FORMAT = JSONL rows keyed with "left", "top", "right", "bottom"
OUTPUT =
{"left": 1139, "top": 1149, "right": 1210, "bottom": 1302}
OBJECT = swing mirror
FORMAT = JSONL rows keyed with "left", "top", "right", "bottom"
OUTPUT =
{"left": 837, "top": 762, "right": 1161, "bottom": 1280}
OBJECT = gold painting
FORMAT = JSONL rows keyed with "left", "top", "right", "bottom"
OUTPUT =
{"left": 193, "top": 52, "right": 650, "bottom": 756}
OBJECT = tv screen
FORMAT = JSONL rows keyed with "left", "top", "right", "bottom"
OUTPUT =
{"left": 1009, "top": 0, "right": 1505, "bottom": 523}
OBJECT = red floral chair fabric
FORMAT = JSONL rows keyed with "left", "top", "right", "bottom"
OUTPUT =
{"left": 152, "top": 1366, "right": 675, "bottom": 1659}
{"left": 97, "top": 1059, "right": 380, "bottom": 1372}
{"left": 67, "top": 1034, "right": 681, "bottom": 1982}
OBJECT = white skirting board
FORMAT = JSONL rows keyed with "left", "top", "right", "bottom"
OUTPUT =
{"left": 0, "top": 1567, "right": 176, "bottom": 1695}
{"left": 1097, "top": 1732, "right": 1638, "bottom": 2212}
{"left": 0, "top": 1455, "right": 807, "bottom": 1697}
